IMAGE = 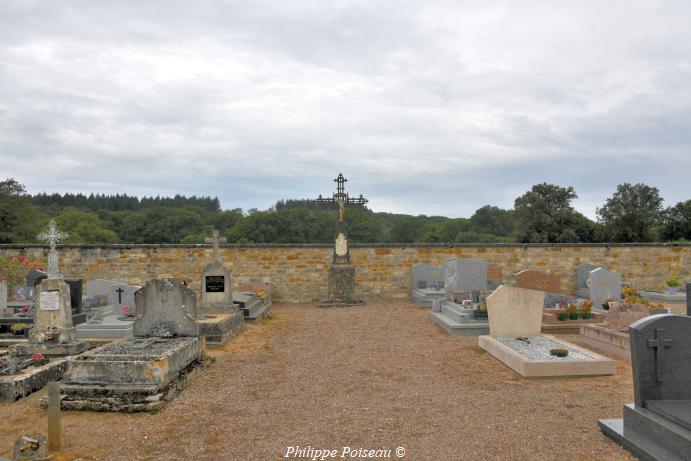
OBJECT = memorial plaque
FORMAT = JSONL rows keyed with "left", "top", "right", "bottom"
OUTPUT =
{"left": 40, "top": 290, "right": 60, "bottom": 311}
{"left": 205, "top": 275, "right": 225, "bottom": 293}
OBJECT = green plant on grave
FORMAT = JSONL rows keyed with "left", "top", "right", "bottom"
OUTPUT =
{"left": 580, "top": 300, "right": 592, "bottom": 319}
{"left": 666, "top": 277, "right": 682, "bottom": 288}
{"left": 624, "top": 295, "right": 649, "bottom": 306}
{"left": 11, "top": 323, "right": 27, "bottom": 334}
{"left": 556, "top": 310, "right": 569, "bottom": 321}
{"left": 476, "top": 302, "right": 487, "bottom": 312}
{"left": 622, "top": 287, "right": 639, "bottom": 298}
{"left": 566, "top": 303, "right": 579, "bottom": 320}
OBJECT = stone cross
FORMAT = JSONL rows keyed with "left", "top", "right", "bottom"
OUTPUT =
{"left": 204, "top": 230, "right": 226, "bottom": 264}
{"left": 647, "top": 328, "right": 673, "bottom": 383}
{"left": 37, "top": 219, "right": 69, "bottom": 279}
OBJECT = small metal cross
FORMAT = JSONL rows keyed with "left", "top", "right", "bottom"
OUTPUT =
{"left": 37, "top": 219, "right": 69, "bottom": 279}
{"left": 647, "top": 328, "right": 673, "bottom": 383}
{"left": 116, "top": 287, "right": 124, "bottom": 304}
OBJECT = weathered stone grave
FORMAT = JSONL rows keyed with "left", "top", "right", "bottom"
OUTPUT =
{"left": 599, "top": 314, "right": 691, "bottom": 459}
{"left": 431, "top": 259, "right": 491, "bottom": 335}
{"left": 58, "top": 278, "right": 203, "bottom": 412}
{"left": 76, "top": 279, "right": 138, "bottom": 340}
{"left": 196, "top": 230, "right": 244, "bottom": 346}
{"left": 410, "top": 263, "right": 445, "bottom": 308}
{"left": 478, "top": 285, "right": 614, "bottom": 377}
{"left": 574, "top": 263, "right": 599, "bottom": 299}
{"left": 639, "top": 285, "right": 688, "bottom": 314}
{"left": 580, "top": 302, "right": 669, "bottom": 358}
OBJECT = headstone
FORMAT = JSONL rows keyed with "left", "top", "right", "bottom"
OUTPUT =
{"left": 30, "top": 279, "right": 75, "bottom": 343}
{"left": 26, "top": 270, "right": 48, "bottom": 288}
{"left": 576, "top": 263, "right": 598, "bottom": 289}
{"left": 411, "top": 264, "right": 443, "bottom": 290}
{"left": 133, "top": 278, "right": 199, "bottom": 337}
{"left": 603, "top": 303, "right": 651, "bottom": 332}
{"left": 443, "top": 258, "right": 487, "bottom": 293}
{"left": 85, "top": 279, "right": 119, "bottom": 299}
{"left": 486, "top": 285, "right": 544, "bottom": 337}
{"left": 64, "top": 279, "right": 82, "bottom": 309}
{"left": 515, "top": 270, "right": 561, "bottom": 294}
{"left": 107, "top": 282, "right": 140, "bottom": 316}
{"left": 0, "top": 282, "right": 6, "bottom": 310}
{"left": 599, "top": 315, "right": 691, "bottom": 457}
{"left": 200, "top": 264, "right": 232, "bottom": 311}
{"left": 686, "top": 282, "right": 690, "bottom": 316}
{"left": 587, "top": 267, "right": 622, "bottom": 309}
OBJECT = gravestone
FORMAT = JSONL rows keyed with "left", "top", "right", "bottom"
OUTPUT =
{"left": 411, "top": 264, "right": 445, "bottom": 308}
{"left": 0, "top": 282, "right": 6, "bottom": 310}
{"left": 133, "top": 278, "right": 199, "bottom": 337}
{"left": 107, "top": 282, "right": 140, "bottom": 316}
{"left": 687, "top": 282, "right": 690, "bottom": 316}
{"left": 27, "top": 270, "right": 48, "bottom": 288}
{"left": 576, "top": 263, "right": 598, "bottom": 290}
{"left": 599, "top": 315, "right": 691, "bottom": 458}
{"left": 516, "top": 270, "right": 561, "bottom": 294}
{"left": 486, "top": 285, "right": 544, "bottom": 337}
{"left": 443, "top": 258, "right": 487, "bottom": 294}
{"left": 588, "top": 267, "right": 622, "bottom": 309}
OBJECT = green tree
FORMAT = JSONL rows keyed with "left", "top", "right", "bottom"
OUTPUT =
{"left": 0, "top": 178, "right": 40, "bottom": 243}
{"left": 54, "top": 209, "right": 119, "bottom": 243}
{"left": 514, "top": 183, "right": 595, "bottom": 243}
{"left": 661, "top": 199, "right": 691, "bottom": 241}
{"left": 596, "top": 183, "right": 664, "bottom": 242}
{"left": 470, "top": 205, "right": 515, "bottom": 236}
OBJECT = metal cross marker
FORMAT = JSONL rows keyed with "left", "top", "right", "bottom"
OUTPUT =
{"left": 204, "top": 229, "right": 227, "bottom": 263}
{"left": 37, "top": 219, "right": 69, "bottom": 279}
{"left": 647, "top": 328, "right": 673, "bottom": 383}
{"left": 314, "top": 173, "right": 368, "bottom": 224}
{"left": 116, "top": 287, "right": 124, "bottom": 304}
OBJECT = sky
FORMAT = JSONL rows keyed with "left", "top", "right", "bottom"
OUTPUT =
{"left": 1, "top": 0, "right": 690, "bottom": 219}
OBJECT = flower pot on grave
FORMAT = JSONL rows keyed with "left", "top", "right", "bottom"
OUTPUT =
{"left": 569, "top": 313, "right": 579, "bottom": 320}
{"left": 666, "top": 286, "right": 678, "bottom": 295}
{"left": 474, "top": 310, "right": 488, "bottom": 319}
{"left": 581, "top": 312, "right": 591, "bottom": 320}
{"left": 557, "top": 313, "right": 568, "bottom": 321}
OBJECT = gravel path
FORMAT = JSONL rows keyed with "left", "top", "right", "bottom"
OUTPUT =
{"left": 0, "top": 301, "right": 635, "bottom": 460}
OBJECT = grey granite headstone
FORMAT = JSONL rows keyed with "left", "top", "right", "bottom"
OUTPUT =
{"left": 588, "top": 267, "right": 621, "bottom": 309}
{"left": 443, "top": 258, "right": 487, "bottom": 293}
{"left": 133, "top": 278, "right": 199, "bottom": 337}
{"left": 0, "top": 282, "right": 6, "bottom": 310}
{"left": 630, "top": 314, "right": 691, "bottom": 406}
{"left": 85, "top": 279, "right": 119, "bottom": 299}
{"left": 576, "top": 263, "right": 598, "bottom": 289}
{"left": 411, "top": 264, "right": 444, "bottom": 290}
{"left": 687, "top": 282, "right": 690, "bottom": 316}
{"left": 199, "top": 262, "right": 233, "bottom": 312}
{"left": 107, "top": 283, "right": 141, "bottom": 316}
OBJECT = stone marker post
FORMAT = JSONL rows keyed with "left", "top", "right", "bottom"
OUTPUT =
{"left": 47, "top": 381, "right": 61, "bottom": 452}
{"left": 686, "top": 282, "right": 690, "bottom": 316}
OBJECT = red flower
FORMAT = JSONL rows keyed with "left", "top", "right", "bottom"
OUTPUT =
{"left": 24, "top": 261, "right": 30, "bottom": 265}
{"left": 18, "top": 256, "right": 23, "bottom": 262}
{"left": 32, "top": 353, "right": 45, "bottom": 360}
{"left": 21, "top": 306, "right": 29, "bottom": 312}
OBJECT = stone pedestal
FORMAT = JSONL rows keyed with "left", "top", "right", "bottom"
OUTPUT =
{"left": 321, "top": 264, "right": 363, "bottom": 307}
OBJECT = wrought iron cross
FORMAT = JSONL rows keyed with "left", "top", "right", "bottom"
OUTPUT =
{"left": 647, "top": 328, "right": 673, "bottom": 383}
{"left": 116, "top": 287, "right": 124, "bottom": 304}
{"left": 314, "top": 173, "right": 368, "bottom": 224}
{"left": 37, "top": 219, "right": 69, "bottom": 279}
{"left": 205, "top": 230, "right": 227, "bottom": 263}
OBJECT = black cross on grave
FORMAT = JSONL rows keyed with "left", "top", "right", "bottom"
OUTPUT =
{"left": 116, "top": 287, "right": 124, "bottom": 304}
{"left": 647, "top": 328, "right": 673, "bottom": 383}
{"left": 314, "top": 173, "right": 368, "bottom": 225}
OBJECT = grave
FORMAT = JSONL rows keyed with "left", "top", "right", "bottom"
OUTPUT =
{"left": 58, "top": 278, "right": 204, "bottom": 412}
{"left": 639, "top": 287, "right": 687, "bottom": 314}
{"left": 233, "top": 291, "right": 267, "bottom": 322}
{"left": 238, "top": 282, "right": 272, "bottom": 307}
{"left": 410, "top": 263, "right": 445, "bottom": 308}
{"left": 574, "top": 263, "right": 599, "bottom": 299}
{"left": 478, "top": 285, "right": 614, "bottom": 377}
{"left": 599, "top": 314, "right": 691, "bottom": 460}
{"left": 431, "top": 259, "right": 491, "bottom": 335}
{"left": 580, "top": 302, "right": 669, "bottom": 358}
{"left": 196, "top": 230, "right": 244, "bottom": 347}
{"left": 316, "top": 173, "right": 367, "bottom": 307}
{"left": 75, "top": 279, "right": 140, "bottom": 340}
{"left": 1, "top": 221, "right": 87, "bottom": 402}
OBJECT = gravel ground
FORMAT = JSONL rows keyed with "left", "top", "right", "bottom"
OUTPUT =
{"left": 0, "top": 300, "right": 635, "bottom": 461}
{"left": 497, "top": 336, "right": 592, "bottom": 361}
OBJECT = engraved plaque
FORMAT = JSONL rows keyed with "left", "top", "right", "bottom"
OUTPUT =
{"left": 205, "top": 275, "right": 225, "bottom": 293}
{"left": 40, "top": 290, "right": 60, "bottom": 311}
{"left": 335, "top": 233, "right": 348, "bottom": 257}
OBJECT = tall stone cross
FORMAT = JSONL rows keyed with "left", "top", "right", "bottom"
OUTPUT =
{"left": 204, "top": 230, "right": 227, "bottom": 264}
{"left": 647, "top": 328, "right": 673, "bottom": 383}
{"left": 37, "top": 219, "right": 69, "bottom": 279}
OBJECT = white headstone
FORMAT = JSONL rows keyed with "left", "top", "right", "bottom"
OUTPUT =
{"left": 0, "top": 282, "right": 7, "bottom": 310}
{"left": 588, "top": 267, "right": 622, "bottom": 309}
{"left": 486, "top": 285, "right": 544, "bottom": 337}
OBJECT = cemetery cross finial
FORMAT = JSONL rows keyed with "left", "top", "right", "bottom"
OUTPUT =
{"left": 37, "top": 219, "right": 69, "bottom": 279}
{"left": 205, "top": 229, "right": 227, "bottom": 264}
{"left": 314, "top": 173, "right": 368, "bottom": 224}
{"left": 647, "top": 328, "right": 673, "bottom": 383}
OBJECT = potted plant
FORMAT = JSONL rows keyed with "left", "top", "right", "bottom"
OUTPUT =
{"left": 566, "top": 303, "right": 579, "bottom": 320}
{"left": 666, "top": 277, "right": 682, "bottom": 294}
{"left": 474, "top": 302, "right": 488, "bottom": 319}
{"left": 550, "top": 348, "right": 569, "bottom": 357}
{"left": 556, "top": 309, "right": 568, "bottom": 321}
{"left": 580, "top": 300, "right": 592, "bottom": 320}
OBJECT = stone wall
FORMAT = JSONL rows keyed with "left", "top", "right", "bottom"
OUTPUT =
{"left": 1, "top": 244, "right": 689, "bottom": 303}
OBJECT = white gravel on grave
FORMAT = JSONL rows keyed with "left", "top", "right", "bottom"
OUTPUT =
{"left": 496, "top": 335, "right": 592, "bottom": 361}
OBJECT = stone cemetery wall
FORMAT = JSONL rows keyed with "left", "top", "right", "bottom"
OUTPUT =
{"left": 0, "top": 243, "right": 689, "bottom": 303}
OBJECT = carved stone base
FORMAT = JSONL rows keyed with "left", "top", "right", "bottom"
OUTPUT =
{"left": 320, "top": 264, "right": 365, "bottom": 307}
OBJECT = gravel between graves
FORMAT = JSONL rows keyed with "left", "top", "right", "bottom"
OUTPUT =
{"left": 0, "top": 300, "right": 636, "bottom": 460}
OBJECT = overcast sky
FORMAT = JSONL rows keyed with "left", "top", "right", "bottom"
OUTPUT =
{"left": 1, "top": 1, "right": 690, "bottom": 219}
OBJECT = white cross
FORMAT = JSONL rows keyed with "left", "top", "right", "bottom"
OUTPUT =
{"left": 37, "top": 219, "right": 69, "bottom": 279}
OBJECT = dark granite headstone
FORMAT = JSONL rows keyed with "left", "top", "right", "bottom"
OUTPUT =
{"left": 27, "top": 270, "right": 47, "bottom": 288}
{"left": 686, "top": 282, "right": 690, "bottom": 316}
{"left": 64, "top": 278, "right": 82, "bottom": 310}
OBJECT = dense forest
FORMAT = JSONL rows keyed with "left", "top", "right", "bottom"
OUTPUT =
{"left": 0, "top": 178, "right": 689, "bottom": 244}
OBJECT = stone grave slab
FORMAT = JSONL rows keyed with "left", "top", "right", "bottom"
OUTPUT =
{"left": 238, "top": 282, "right": 272, "bottom": 307}
{"left": 410, "top": 263, "right": 445, "bottom": 308}
{"left": 479, "top": 285, "right": 614, "bottom": 377}
{"left": 197, "top": 257, "right": 244, "bottom": 347}
{"left": 588, "top": 268, "right": 622, "bottom": 311}
{"left": 599, "top": 315, "right": 691, "bottom": 459}
{"left": 430, "top": 298, "right": 489, "bottom": 336}
{"left": 234, "top": 291, "right": 268, "bottom": 321}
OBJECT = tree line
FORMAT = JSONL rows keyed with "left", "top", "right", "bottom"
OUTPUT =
{"left": 0, "top": 178, "right": 689, "bottom": 244}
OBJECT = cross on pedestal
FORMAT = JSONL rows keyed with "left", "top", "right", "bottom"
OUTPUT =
{"left": 647, "top": 328, "right": 673, "bottom": 383}
{"left": 116, "top": 287, "right": 124, "bottom": 304}
{"left": 37, "top": 219, "right": 69, "bottom": 279}
{"left": 314, "top": 173, "right": 368, "bottom": 225}
{"left": 204, "top": 230, "right": 227, "bottom": 263}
